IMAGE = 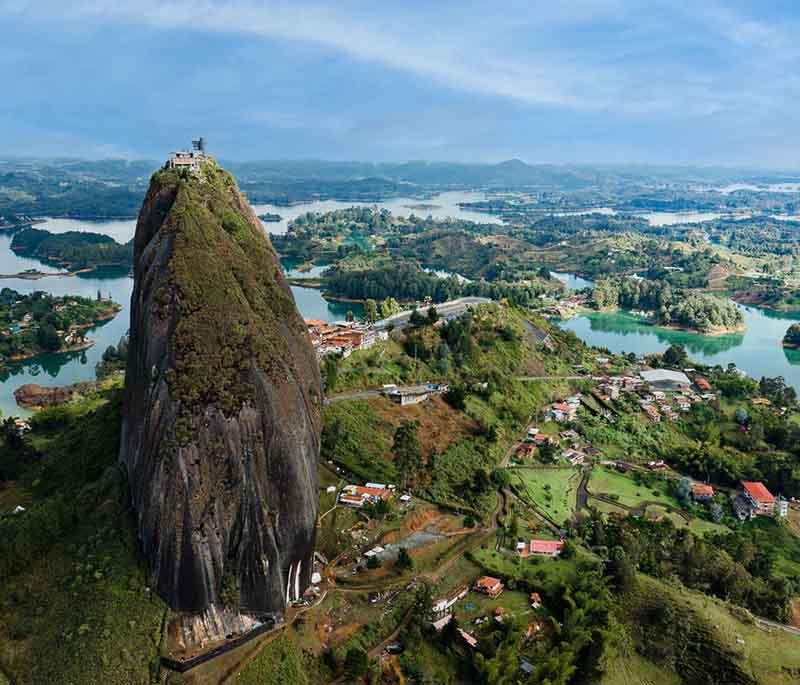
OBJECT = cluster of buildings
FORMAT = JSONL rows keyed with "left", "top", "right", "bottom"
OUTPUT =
{"left": 544, "top": 395, "right": 581, "bottom": 422}
{"left": 517, "top": 426, "right": 594, "bottom": 467}
{"left": 305, "top": 319, "right": 387, "bottom": 359}
{"left": 593, "top": 369, "right": 717, "bottom": 424}
{"left": 338, "top": 482, "right": 396, "bottom": 508}
{"left": 166, "top": 138, "right": 207, "bottom": 173}
{"left": 734, "top": 481, "right": 788, "bottom": 520}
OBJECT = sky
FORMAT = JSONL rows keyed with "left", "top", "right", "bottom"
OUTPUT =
{"left": 1, "top": 0, "right": 800, "bottom": 167}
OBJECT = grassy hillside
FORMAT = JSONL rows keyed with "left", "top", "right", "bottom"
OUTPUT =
{"left": 614, "top": 575, "right": 800, "bottom": 685}
{"left": 0, "top": 380, "right": 166, "bottom": 684}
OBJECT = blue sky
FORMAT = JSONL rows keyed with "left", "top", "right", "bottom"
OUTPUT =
{"left": 2, "top": 0, "right": 799, "bottom": 166}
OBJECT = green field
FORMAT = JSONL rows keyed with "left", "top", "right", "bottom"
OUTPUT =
{"left": 588, "top": 466, "right": 677, "bottom": 510}
{"left": 452, "top": 589, "right": 533, "bottom": 625}
{"left": 510, "top": 467, "right": 578, "bottom": 524}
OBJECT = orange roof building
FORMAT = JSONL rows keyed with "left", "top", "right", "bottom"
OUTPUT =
{"left": 475, "top": 576, "right": 504, "bottom": 598}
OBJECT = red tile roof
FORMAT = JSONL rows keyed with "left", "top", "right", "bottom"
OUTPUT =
{"left": 529, "top": 539, "right": 564, "bottom": 555}
{"left": 691, "top": 483, "right": 714, "bottom": 497}
{"left": 551, "top": 403, "right": 574, "bottom": 412}
{"left": 476, "top": 576, "right": 502, "bottom": 590}
{"left": 743, "top": 481, "right": 775, "bottom": 503}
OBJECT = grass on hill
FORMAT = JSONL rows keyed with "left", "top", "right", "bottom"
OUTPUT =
{"left": 0, "top": 380, "right": 166, "bottom": 685}
{"left": 510, "top": 467, "right": 579, "bottom": 525}
{"left": 618, "top": 574, "right": 800, "bottom": 685}
{"left": 588, "top": 466, "right": 679, "bottom": 510}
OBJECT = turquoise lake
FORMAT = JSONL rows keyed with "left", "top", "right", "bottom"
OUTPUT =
{"left": 558, "top": 307, "right": 800, "bottom": 388}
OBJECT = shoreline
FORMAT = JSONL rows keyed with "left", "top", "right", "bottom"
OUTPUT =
{"left": 586, "top": 306, "right": 747, "bottom": 336}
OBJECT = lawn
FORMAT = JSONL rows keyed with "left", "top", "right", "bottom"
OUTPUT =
{"left": 588, "top": 466, "right": 678, "bottom": 510}
{"left": 510, "top": 467, "right": 578, "bottom": 525}
{"left": 452, "top": 589, "right": 533, "bottom": 626}
{"left": 589, "top": 496, "right": 628, "bottom": 516}
{"left": 601, "top": 652, "right": 681, "bottom": 685}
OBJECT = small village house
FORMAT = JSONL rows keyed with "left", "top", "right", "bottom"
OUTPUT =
{"left": 691, "top": 483, "right": 714, "bottom": 502}
{"left": 741, "top": 481, "right": 776, "bottom": 516}
{"left": 527, "top": 539, "right": 565, "bottom": 557}
{"left": 475, "top": 576, "right": 504, "bottom": 598}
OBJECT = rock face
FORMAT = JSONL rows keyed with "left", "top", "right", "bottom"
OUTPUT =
{"left": 119, "top": 159, "right": 321, "bottom": 644}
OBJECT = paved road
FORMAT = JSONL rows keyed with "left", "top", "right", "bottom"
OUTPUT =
{"left": 372, "top": 297, "right": 491, "bottom": 332}
{"left": 324, "top": 389, "right": 381, "bottom": 405}
{"left": 754, "top": 616, "right": 800, "bottom": 636}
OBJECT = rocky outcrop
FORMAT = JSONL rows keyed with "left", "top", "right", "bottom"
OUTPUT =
{"left": 14, "top": 381, "right": 98, "bottom": 408}
{"left": 119, "top": 159, "right": 321, "bottom": 646}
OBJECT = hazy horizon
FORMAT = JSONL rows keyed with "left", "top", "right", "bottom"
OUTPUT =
{"left": 3, "top": 1, "right": 800, "bottom": 168}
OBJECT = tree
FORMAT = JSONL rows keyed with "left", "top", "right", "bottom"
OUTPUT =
{"left": 380, "top": 297, "right": 400, "bottom": 319}
{"left": 734, "top": 406, "right": 750, "bottom": 426}
{"left": 396, "top": 547, "right": 414, "bottom": 572}
{"left": 662, "top": 343, "right": 688, "bottom": 368}
{"left": 321, "top": 354, "right": 339, "bottom": 391}
{"left": 36, "top": 323, "right": 61, "bottom": 351}
{"left": 676, "top": 477, "right": 692, "bottom": 506}
{"left": 364, "top": 298, "right": 379, "bottom": 323}
{"left": 346, "top": 309, "right": 355, "bottom": 322}
{"left": 607, "top": 546, "right": 634, "bottom": 592}
{"left": 426, "top": 306, "right": 439, "bottom": 325}
{"left": 393, "top": 420, "right": 422, "bottom": 489}
{"left": 344, "top": 646, "right": 368, "bottom": 679}
{"left": 408, "top": 308, "right": 426, "bottom": 328}
{"left": 783, "top": 323, "right": 800, "bottom": 347}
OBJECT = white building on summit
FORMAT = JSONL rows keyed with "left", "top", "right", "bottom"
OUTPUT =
{"left": 167, "top": 137, "right": 207, "bottom": 172}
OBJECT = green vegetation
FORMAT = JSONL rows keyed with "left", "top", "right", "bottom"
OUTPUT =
{"left": 0, "top": 287, "right": 120, "bottom": 361}
{"left": 588, "top": 467, "right": 677, "bottom": 510}
{"left": 10, "top": 228, "right": 132, "bottom": 270}
{"left": 0, "top": 379, "right": 167, "bottom": 684}
{"left": 148, "top": 161, "right": 306, "bottom": 439}
{"left": 510, "top": 467, "right": 579, "bottom": 525}
{"left": 592, "top": 276, "right": 744, "bottom": 333}
{"left": 237, "top": 635, "right": 320, "bottom": 684}
{"left": 783, "top": 322, "right": 800, "bottom": 348}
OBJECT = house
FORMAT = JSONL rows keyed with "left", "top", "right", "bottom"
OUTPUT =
{"left": 742, "top": 481, "right": 776, "bottom": 516}
{"left": 646, "top": 460, "right": 667, "bottom": 471}
{"left": 599, "top": 382, "right": 620, "bottom": 400}
{"left": 529, "top": 592, "right": 542, "bottom": 609}
{"left": 675, "top": 396, "right": 692, "bottom": 411}
{"left": 695, "top": 377, "right": 712, "bottom": 392}
{"left": 458, "top": 629, "right": 478, "bottom": 649}
{"left": 432, "top": 586, "right": 469, "bottom": 617}
{"left": 516, "top": 443, "right": 536, "bottom": 460}
{"left": 339, "top": 484, "right": 394, "bottom": 508}
{"left": 532, "top": 433, "right": 560, "bottom": 449}
{"left": 653, "top": 390, "right": 666, "bottom": 401}
{"left": 546, "top": 402, "right": 577, "bottom": 423}
{"left": 432, "top": 615, "right": 453, "bottom": 632}
{"left": 562, "top": 448, "right": 585, "bottom": 466}
{"left": 691, "top": 483, "right": 715, "bottom": 502}
{"left": 475, "top": 576, "right": 504, "bottom": 598}
{"left": 641, "top": 404, "right": 661, "bottom": 423}
{"left": 383, "top": 383, "right": 447, "bottom": 406}
{"left": 751, "top": 397, "right": 772, "bottom": 406}
{"left": 529, "top": 539, "right": 565, "bottom": 557}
